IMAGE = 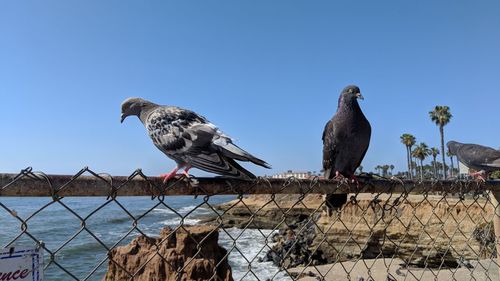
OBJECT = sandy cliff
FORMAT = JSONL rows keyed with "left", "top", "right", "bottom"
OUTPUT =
{"left": 210, "top": 193, "right": 495, "bottom": 268}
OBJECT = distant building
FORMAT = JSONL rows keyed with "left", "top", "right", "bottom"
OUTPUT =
{"left": 456, "top": 160, "right": 473, "bottom": 179}
{"left": 270, "top": 170, "right": 318, "bottom": 179}
{"left": 458, "top": 161, "right": 468, "bottom": 176}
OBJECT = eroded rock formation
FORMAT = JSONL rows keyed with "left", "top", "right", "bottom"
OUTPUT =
{"left": 104, "top": 225, "right": 232, "bottom": 281}
{"left": 210, "top": 193, "right": 495, "bottom": 269}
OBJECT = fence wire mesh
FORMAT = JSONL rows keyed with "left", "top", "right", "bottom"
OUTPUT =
{"left": 1, "top": 167, "right": 499, "bottom": 281}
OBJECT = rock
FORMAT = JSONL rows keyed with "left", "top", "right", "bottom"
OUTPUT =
{"left": 200, "top": 194, "right": 323, "bottom": 229}
{"left": 313, "top": 194, "right": 495, "bottom": 268}
{"left": 198, "top": 192, "right": 496, "bottom": 272}
{"left": 289, "top": 270, "right": 317, "bottom": 279}
{"left": 228, "top": 193, "right": 496, "bottom": 271}
{"left": 473, "top": 221, "right": 496, "bottom": 257}
{"left": 263, "top": 219, "right": 328, "bottom": 269}
{"left": 104, "top": 225, "right": 233, "bottom": 281}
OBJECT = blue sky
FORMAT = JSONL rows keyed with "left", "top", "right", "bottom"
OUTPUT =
{"left": 1, "top": 1, "right": 499, "bottom": 177}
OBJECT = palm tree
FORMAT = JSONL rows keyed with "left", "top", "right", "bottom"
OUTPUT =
{"left": 430, "top": 147, "right": 439, "bottom": 178}
{"left": 381, "top": 165, "right": 390, "bottom": 177}
{"left": 429, "top": 106, "right": 452, "bottom": 179}
{"left": 446, "top": 150, "right": 455, "bottom": 177}
{"left": 400, "top": 134, "right": 416, "bottom": 179}
{"left": 389, "top": 164, "right": 394, "bottom": 175}
{"left": 375, "top": 165, "right": 382, "bottom": 176}
{"left": 411, "top": 160, "right": 418, "bottom": 175}
{"left": 412, "top": 142, "right": 431, "bottom": 181}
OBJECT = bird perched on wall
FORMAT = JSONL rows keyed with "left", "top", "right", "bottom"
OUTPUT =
{"left": 121, "top": 97, "right": 271, "bottom": 182}
{"left": 322, "top": 85, "right": 371, "bottom": 212}
{"left": 447, "top": 141, "right": 500, "bottom": 181}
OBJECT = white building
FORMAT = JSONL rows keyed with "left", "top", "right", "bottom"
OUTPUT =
{"left": 458, "top": 161, "right": 468, "bottom": 176}
{"left": 271, "top": 170, "right": 316, "bottom": 179}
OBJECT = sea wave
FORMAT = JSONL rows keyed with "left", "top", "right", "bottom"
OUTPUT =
{"left": 153, "top": 205, "right": 210, "bottom": 215}
{"left": 151, "top": 208, "right": 175, "bottom": 214}
{"left": 106, "top": 216, "right": 134, "bottom": 224}
{"left": 56, "top": 240, "right": 108, "bottom": 259}
{"left": 178, "top": 205, "right": 212, "bottom": 215}
{"left": 219, "top": 228, "right": 290, "bottom": 281}
{"left": 178, "top": 205, "right": 197, "bottom": 213}
{"left": 161, "top": 217, "right": 201, "bottom": 226}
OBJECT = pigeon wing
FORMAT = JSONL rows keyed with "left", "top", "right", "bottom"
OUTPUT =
{"left": 322, "top": 119, "right": 349, "bottom": 209}
{"left": 485, "top": 158, "right": 500, "bottom": 168}
{"left": 146, "top": 110, "right": 196, "bottom": 159}
{"left": 182, "top": 123, "right": 260, "bottom": 179}
{"left": 352, "top": 121, "right": 371, "bottom": 172}
{"left": 458, "top": 144, "right": 500, "bottom": 169}
{"left": 322, "top": 119, "right": 337, "bottom": 179}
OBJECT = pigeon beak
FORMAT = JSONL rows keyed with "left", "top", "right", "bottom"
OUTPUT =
{"left": 120, "top": 114, "right": 126, "bottom": 123}
{"left": 356, "top": 92, "right": 364, "bottom": 100}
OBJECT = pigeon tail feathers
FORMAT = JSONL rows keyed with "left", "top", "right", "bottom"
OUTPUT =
{"left": 213, "top": 138, "right": 271, "bottom": 169}
{"left": 324, "top": 168, "right": 333, "bottom": 179}
{"left": 189, "top": 152, "right": 256, "bottom": 179}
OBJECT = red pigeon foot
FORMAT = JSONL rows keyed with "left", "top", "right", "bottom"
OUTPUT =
{"left": 160, "top": 167, "right": 179, "bottom": 183}
{"left": 469, "top": 171, "right": 487, "bottom": 182}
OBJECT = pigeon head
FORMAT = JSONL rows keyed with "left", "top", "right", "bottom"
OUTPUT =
{"left": 120, "top": 97, "right": 155, "bottom": 123}
{"left": 341, "top": 85, "right": 363, "bottom": 101}
{"left": 447, "top": 141, "right": 463, "bottom": 155}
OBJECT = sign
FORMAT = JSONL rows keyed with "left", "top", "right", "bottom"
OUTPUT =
{"left": 0, "top": 247, "right": 43, "bottom": 281}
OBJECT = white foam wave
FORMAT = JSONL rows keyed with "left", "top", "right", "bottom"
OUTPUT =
{"left": 153, "top": 205, "right": 211, "bottom": 215}
{"left": 161, "top": 218, "right": 201, "bottom": 226}
{"left": 219, "top": 228, "right": 290, "bottom": 281}
{"left": 178, "top": 206, "right": 197, "bottom": 213}
{"left": 152, "top": 208, "right": 174, "bottom": 214}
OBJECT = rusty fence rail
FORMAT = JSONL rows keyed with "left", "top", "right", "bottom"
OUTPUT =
{"left": 1, "top": 167, "right": 500, "bottom": 280}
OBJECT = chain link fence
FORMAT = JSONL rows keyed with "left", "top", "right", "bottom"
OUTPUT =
{"left": 1, "top": 167, "right": 500, "bottom": 281}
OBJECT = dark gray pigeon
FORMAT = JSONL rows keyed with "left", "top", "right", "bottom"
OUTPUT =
{"left": 322, "top": 85, "right": 371, "bottom": 211}
{"left": 447, "top": 141, "right": 500, "bottom": 180}
{"left": 121, "top": 97, "right": 271, "bottom": 181}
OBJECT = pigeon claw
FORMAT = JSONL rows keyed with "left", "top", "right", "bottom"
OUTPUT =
{"left": 333, "top": 171, "right": 345, "bottom": 180}
{"left": 182, "top": 166, "right": 192, "bottom": 178}
{"left": 470, "top": 171, "right": 487, "bottom": 182}
{"left": 333, "top": 171, "right": 351, "bottom": 185}
{"left": 349, "top": 175, "right": 361, "bottom": 187}
{"left": 160, "top": 166, "right": 193, "bottom": 184}
{"left": 159, "top": 167, "right": 180, "bottom": 183}
{"left": 160, "top": 172, "right": 176, "bottom": 183}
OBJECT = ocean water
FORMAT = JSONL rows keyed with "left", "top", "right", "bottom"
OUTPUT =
{"left": 0, "top": 196, "right": 290, "bottom": 281}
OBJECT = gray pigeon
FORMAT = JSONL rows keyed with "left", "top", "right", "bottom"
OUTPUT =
{"left": 447, "top": 140, "right": 500, "bottom": 180}
{"left": 121, "top": 97, "right": 271, "bottom": 181}
{"left": 322, "top": 85, "right": 371, "bottom": 211}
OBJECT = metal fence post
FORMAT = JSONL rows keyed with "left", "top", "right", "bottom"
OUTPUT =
{"left": 491, "top": 189, "right": 500, "bottom": 276}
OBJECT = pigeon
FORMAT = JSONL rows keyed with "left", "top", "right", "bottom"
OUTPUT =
{"left": 322, "top": 85, "right": 371, "bottom": 211}
{"left": 121, "top": 97, "right": 271, "bottom": 181}
{"left": 447, "top": 140, "right": 500, "bottom": 180}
